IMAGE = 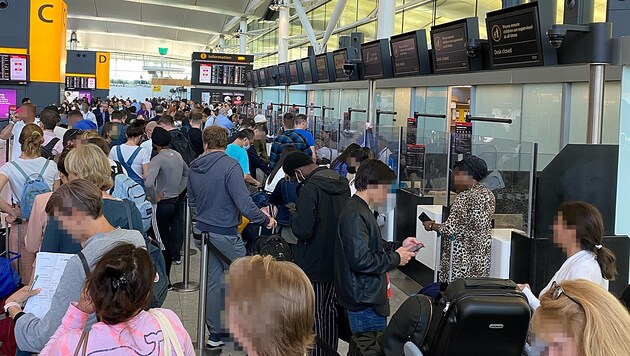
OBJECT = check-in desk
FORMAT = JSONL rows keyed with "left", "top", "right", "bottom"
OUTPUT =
{"left": 415, "top": 204, "right": 528, "bottom": 283}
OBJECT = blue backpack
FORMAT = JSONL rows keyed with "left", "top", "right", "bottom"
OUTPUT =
{"left": 11, "top": 160, "right": 51, "bottom": 220}
{"left": 111, "top": 173, "right": 152, "bottom": 232}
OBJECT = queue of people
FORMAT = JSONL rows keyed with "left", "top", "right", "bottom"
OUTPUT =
{"left": 0, "top": 95, "right": 628, "bottom": 356}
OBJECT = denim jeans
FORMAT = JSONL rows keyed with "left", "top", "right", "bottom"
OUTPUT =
{"left": 346, "top": 308, "right": 388, "bottom": 334}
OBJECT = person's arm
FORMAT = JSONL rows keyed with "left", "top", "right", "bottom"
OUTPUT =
{"left": 25, "top": 194, "right": 48, "bottom": 253}
{"left": 310, "top": 145, "right": 317, "bottom": 163}
{"left": 339, "top": 211, "right": 400, "bottom": 274}
{"left": 187, "top": 174, "right": 196, "bottom": 209}
{"left": 38, "top": 303, "right": 85, "bottom": 356}
{"left": 52, "top": 179, "right": 60, "bottom": 191}
{"left": 244, "top": 174, "right": 260, "bottom": 187}
{"left": 0, "top": 173, "right": 19, "bottom": 219}
{"left": 226, "top": 166, "right": 269, "bottom": 226}
{"left": 0, "top": 121, "right": 15, "bottom": 140}
{"left": 145, "top": 159, "right": 161, "bottom": 202}
{"left": 290, "top": 183, "right": 318, "bottom": 241}
{"left": 13, "top": 259, "right": 85, "bottom": 352}
{"left": 268, "top": 139, "right": 282, "bottom": 169}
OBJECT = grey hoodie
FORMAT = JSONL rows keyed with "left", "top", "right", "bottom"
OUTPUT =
{"left": 188, "top": 151, "right": 269, "bottom": 235}
{"left": 14, "top": 228, "right": 145, "bottom": 353}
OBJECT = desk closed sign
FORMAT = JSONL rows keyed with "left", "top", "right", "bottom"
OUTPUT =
{"left": 486, "top": 2, "right": 544, "bottom": 69}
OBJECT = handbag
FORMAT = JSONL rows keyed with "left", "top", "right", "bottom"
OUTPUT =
{"left": 73, "top": 330, "right": 89, "bottom": 356}
{"left": 148, "top": 309, "right": 184, "bottom": 356}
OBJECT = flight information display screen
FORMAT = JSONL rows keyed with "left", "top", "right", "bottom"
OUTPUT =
{"left": 361, "top": 42, "right": 384, "bottom": 79}
{"left": 0, "top": 54, "right": 27, "bottom": 83}
{"left": 65, "top": 75, "right": 96, "bottom": 90}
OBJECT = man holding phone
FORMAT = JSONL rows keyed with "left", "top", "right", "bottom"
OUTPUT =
{"left": 335, "top": 159, "right": 423, "bottom": 354}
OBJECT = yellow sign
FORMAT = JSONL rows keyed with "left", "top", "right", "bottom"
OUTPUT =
{"left": 0, "top": 48, "right": 28, "bottom": 55}
{"left": 95, "top": 52, "right": 110, "bottom": 90}
{"left": 200, "top": 53, "right": 207, "bottom": 59}
{"left": 29, "top": 0, "right": 67, "bottom": 83}
{"left": 152, "top": 85, "right": 162, "bottom": 92}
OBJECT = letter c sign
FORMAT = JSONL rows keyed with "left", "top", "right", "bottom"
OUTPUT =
{"left": 38, "top": 4, "right": 53, "bottom": 23}
{"left": 99, "top": 55, "right": 107, "bottom": 63}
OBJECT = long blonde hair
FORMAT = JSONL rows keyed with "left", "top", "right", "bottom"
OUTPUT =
{"left": 227, "top": 255, "right": 315, "bottom": 356}
{"left": 19, "top": 123, "right": 44, "bottom": 158}
{"left": 64, "top": 143, "right": 113, "bottom": 191}
{"left": 532, "top": 279, "right": 630, "bottom": 356}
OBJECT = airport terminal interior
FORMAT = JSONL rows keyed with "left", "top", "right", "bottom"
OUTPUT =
{"left": 1, "top": 0, "right": 630, "bottom": 355}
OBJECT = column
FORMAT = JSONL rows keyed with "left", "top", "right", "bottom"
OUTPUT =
{"left": 239, "top": 19, "right": 247, "bottom": 54}
{"left": 377, "top": 0, "right": 395, "bottom": 39}
{"left": 278, "top": 4, "right": 289, "bottom": 63}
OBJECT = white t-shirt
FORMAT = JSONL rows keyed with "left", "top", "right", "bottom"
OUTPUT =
{"left": 265, "top": 167, "right": 286, "bottom": 193}
{"left": 54, "top": 126, "right": 68, "bottom": 141}
{"left": 140, "top": 139, "right": 153, "bottom": 157}
{"left": 10, "top": 121, "right": 25, "bottom": 162}
{"left": 109, "top": 143, "right": 150, "bottom": 179}
{"left": 0, "top": 157, "right": 59, "bottom": 202}
{"left": 523, "top": 250, "right": 608, "bottom": 310}
{"left": 83, "top": 111, "right": 97, "bottom": 126}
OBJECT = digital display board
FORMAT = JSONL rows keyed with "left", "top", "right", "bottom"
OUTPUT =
{"left": 332, "top": 49, "right": 348, "bottom": 82}
{"left": 191, "top": 52, "right": 253, "bottom": 87}
{"left": 0, "top": 89, "right": 17, "bottom": 119}
{"left": 288, "top": 61, "right": 300, "bottom": 84}
{"left": 65, "top": 75, "right": 96, "bottom": 90}
{"left": 266, "top": 66, "right": 278, "bottom": 86}
{"left": 278, "top": 63, "right": 288, "bottom": 85}
{"left": 361, "top": 39, "right": 392, "bottom": 79}
{"left": 301, "top": 58, "right": 313, "bottom": 84}
{"left": 431, "top": 21, "right": 470, "bottom": 73}
{"left": 315, "top": 54, "right": 330, "bottom": 82}
{"left": 0, "top": 54, "right": 27, "bottom": 83}
{"left": 257, "top": 68, "right": 267, "bottom": 87}
{"left": 486, "top": 2, "right": 544, "bottom": 69}
{"left": 390, "top": 30, "right": 430, "bottom": 77}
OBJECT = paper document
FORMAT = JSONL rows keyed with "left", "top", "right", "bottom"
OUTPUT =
{"left": 23, "top": 252, "right": 74, "bottom": 319}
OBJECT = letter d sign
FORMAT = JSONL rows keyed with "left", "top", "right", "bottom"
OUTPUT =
{"left": 99, "top": 54, "right": 107, "bottom": 63}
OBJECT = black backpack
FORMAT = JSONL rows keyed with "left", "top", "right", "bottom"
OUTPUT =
{"left": 40, "top": 138, "right": 60, "bottom": 159}
{"left": 252, "top": 233, "right": 294, "bottom": 262}
{"left": 169, "top": 130, "right": 197, "bottom": 166}
{"left": 379, "top": 294, "right": 435, "bottom": 356}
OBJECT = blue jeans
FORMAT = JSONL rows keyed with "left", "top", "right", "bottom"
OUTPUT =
{"left": 346, "top": 308, "right": 387, "bottom": 334}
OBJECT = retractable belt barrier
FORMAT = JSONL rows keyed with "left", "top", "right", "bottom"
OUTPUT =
{"left": 172, "top": 204, "right": 199, "bottom": 293}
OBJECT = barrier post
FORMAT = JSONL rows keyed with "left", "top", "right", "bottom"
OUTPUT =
{"left": 196, "top": 232, "right": 210, "bottom": 353}
{"left": 172, "top": 205, "right": 199, "bottom": 292}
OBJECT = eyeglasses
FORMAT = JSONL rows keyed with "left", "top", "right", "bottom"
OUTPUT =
{"left": 551, "top": 281, "right": 582, "bottom": 308}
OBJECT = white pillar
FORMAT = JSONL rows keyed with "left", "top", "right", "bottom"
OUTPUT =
{"left": 218, "top": 36, "right": 225, "bottom": 52}
{"left": 377, "top": 0, "right": 395, "bottom": 39}
{"left": 239, "top": 19, "right": 247, "bottom": 54}
{"left": 278, "top": 5, "right": 290, "bottom": 63}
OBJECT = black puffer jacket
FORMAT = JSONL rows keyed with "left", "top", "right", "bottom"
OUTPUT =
{"left": 291, "top": 167, "right": 350, "bottom": 282}
{"left": 335, "top": 195, "right": 401, "bottom": 317}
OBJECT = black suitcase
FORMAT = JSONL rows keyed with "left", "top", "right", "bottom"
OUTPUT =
{"left": 424, "top": 278, "right": 531, "bottom": 356}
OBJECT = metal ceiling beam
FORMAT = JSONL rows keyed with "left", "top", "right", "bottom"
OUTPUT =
{"left": 292, "top": 0, "right": 320, "bottom": 51}
{"left": 320, "top": 0, "right": 348, "bottom": 51}
{"left": 67, "top": 15, "right": 220, "bottom": 36}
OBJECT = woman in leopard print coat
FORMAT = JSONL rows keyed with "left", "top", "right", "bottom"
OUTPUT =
{"left": 424, "top": 156, "right": 495, "bottom": 282}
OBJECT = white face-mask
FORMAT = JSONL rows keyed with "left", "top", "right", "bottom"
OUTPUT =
{"left": 243, "top": 144, "right": 251, "bottom": 150}
{"left": 295, "top": 169, "right": 306, "bottom": 183}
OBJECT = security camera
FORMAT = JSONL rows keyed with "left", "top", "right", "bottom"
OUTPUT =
{"left": 546, "top": 27, "right": 567, "bottom": 49}
{"left": 465, "top": 39, "right": 481, "bottom": 58}
{"left": 343, "top": 62, "right": 355, "bottom": 77}
{"left": 0, "top": 1, "right": 8, "bottom": 9}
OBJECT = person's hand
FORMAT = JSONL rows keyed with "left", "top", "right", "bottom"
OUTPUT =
{"left": 266, "top": 217, "right": 277, "bottom": 230}
{"left": 155, "top": 192, "right": 165, "bottom": 203}
{"left": 402, "top": 237, "right": 422, "bottom": 251}
{"left": 517, "top": 283, "right": 531, "bottom": 291}
{"left": 396, "top": 246, "right": 416, "bottom": 266}
{"left": 6, "top": 285, "right": 41, "bottom": 305}
{"left": 423, "top": 220, "right": 435, "bottom": 232}
{"left": 76, "top": 288, "right": 95, "bottom": 314}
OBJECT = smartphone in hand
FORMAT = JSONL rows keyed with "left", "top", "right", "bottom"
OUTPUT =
{"left": 407, "top": 243, "right": 424, "bottom": 252}
{"left": 418, "top": 212, "right": 432, "bottom": 223}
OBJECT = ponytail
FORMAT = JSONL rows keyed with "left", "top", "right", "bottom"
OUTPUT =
{"left": 596, "top": 245, "right": 618, "bottom": 281}
{"left": 18, "top": 123, "right": 44, "bottom": 158}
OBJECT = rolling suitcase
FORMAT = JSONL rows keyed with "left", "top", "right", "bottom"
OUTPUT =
{"left": 424, "top": 278, "right": 530, "bottom": 356}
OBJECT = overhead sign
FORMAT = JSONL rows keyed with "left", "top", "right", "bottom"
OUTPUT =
{"left": 191, "top": 52, "right": 253, "bottom": 87}
{"left": 430, "top": 18, "right": 480, "bottom": 74}
{"left": 29, "top": 0, "right": 67, "bottom": 83}
{"left": 486, "top": 2, "right": 544, "bottom": 69}
{"left": 152, "top": 85, "right": 162, "bottom": 92}
{"left": 191, "top": 52, "right": 254, "bottom": 63}
{"left": 95, "top": 52, "right": 110, "bottom": 89}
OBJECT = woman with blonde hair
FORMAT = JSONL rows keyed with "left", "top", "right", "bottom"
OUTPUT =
{"left": 227, "top": 255, "right": 315, "bottom": 356}
{"left": 531, "top": 279, "right": 630, "bottom": 356}
{"left": 0, "top": 123, "right": 59, "bottom": 282}
{"left": 28, "top": 143, "right": 144, "bottom": 255}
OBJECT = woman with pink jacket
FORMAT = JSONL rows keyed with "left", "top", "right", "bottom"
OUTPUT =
{"left": 40, "top": 243, "right": 194, "bottom": 355}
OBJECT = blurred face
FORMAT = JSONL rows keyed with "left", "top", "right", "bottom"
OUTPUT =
{"left": 54, "top": 208, "right": 90, "bottom": 239}
{"left": 453, "top": 167, "right": 475, "bottom": 192}
{"left": 533, "top": 323, "right": 580, "bottom": 356}
{"left": 366, "top": 183, "right": 391, "bottom": 206}
{"left": 552, "top": 213, "right": 578, "bottom": 253}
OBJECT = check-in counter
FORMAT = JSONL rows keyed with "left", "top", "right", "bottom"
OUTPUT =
{"left": 416, "top": 204, "right": 527, "bottom": 282}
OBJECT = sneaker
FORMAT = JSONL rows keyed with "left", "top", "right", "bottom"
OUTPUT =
{"left": 206, "top": 333, "right": 225, "bottom": 348}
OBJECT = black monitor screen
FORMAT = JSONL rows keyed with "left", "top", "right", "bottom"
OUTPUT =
{"left": 301, "top": 59, "right": 313, "bottom": 84}
{"left": 258, "top": 68, "right": 266, "bottom": 86}
{"left": 278, "top": 64, "right": 288, "bottom": 85}
{"left": 391, "top": 34, "right": 419, "bottom": 76}
{"left": 250, "top": 71, "right": 258, "bottom": 87}
{"left": 315, "top": 54, "right": 329, "bottom": 82}
{"left": 333, "top": 50, "right": 348, "bottom": 81}
{"left": 0, "top": 54, "right": 27, "bottom": 83}
{"left": 265, "top": 67, "right": 275, "bottom": 85}
{"left": 288, "top": 62, "right": 299, "bottom": 84}
{"left": 361, "top": 42, "right": 384, "bottom": 79}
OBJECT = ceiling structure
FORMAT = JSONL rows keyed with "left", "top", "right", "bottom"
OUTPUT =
{"left": 64, "top": 0, "right": 274, "bottom": 59}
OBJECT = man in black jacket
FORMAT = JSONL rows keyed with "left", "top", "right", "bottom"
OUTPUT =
{"left": 335, "top": 160, "right": 421, "bottom": 352}
{"left": 284, "top": 152, "right": 350, "bottom": 356}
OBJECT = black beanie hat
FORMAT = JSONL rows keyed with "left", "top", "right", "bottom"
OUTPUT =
{"left": 152, "top": 126, "right": 171, "bottom": 147}
{"left": 455, "top": 155, "right": 488, "bottom": 181}
{"left": 282, "top": 152, "right": 313, "bottom": 177}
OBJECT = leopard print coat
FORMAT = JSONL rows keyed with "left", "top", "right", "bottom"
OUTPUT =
{"left": 438, "top": 183, "right": 495, "bottom": 282}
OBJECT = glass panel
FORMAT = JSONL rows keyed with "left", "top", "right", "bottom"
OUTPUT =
{"left": 401, "top": 4, "right": 437, "bottom": 34}
{"left": 603, "top": 82, "right": 621, "bottom": 144}
{"left": 357, "top": 21, "right": 377, "bottom": 43}
{"left": 435, "top": 1, "right": 475, "bottom": 26}
{"left": 342, "top": 89, "right": 369, "bottom": 123}
{"left": 568, "top": 82, "right": 589, "bottom": 144}
{"left": 473, "top": 85, "right": 523, "bottom": 142}
{"left": 375, "top": 89, "right": 396, "bottom": 126}
{"left": 339, "top": 0, "right": 358, "bottom": 27}
{"left": 476, "top": 0, "right": 502, "bottom": 39}
{"left": 521, "top": 84, "right": 563, "bottom": 169}
{"left": 289, "top": 90, "right": 307, "bottom": 110}
{"left": 424, "top": 87, "right": 449, "bottom": 132}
